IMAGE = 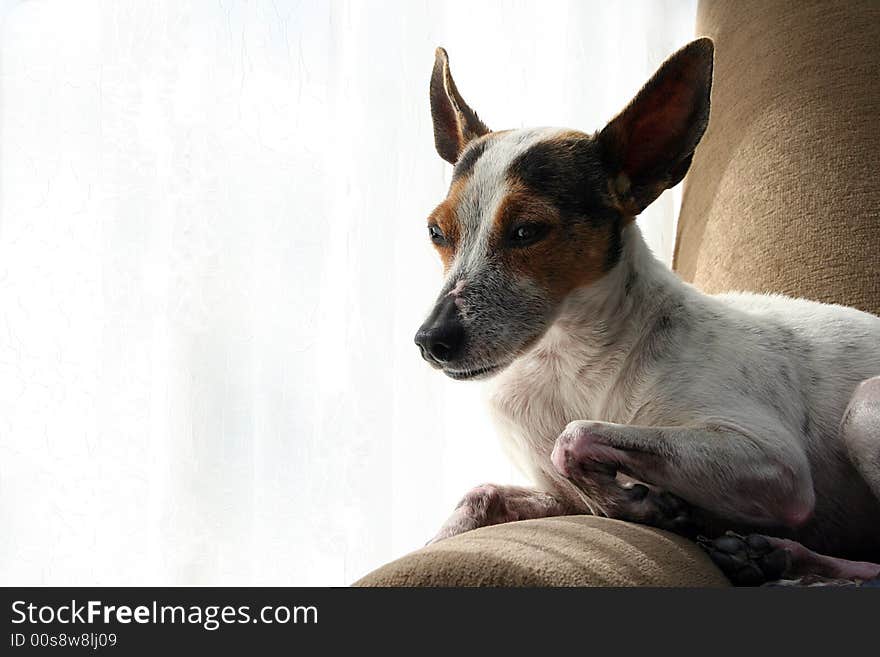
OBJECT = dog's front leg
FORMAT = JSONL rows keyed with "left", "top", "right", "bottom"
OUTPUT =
{"left": 552, "top": 421, "right": 815, "bottom": 530}
{"left": 428, "top": 484, "right": 573, "bottom": 544}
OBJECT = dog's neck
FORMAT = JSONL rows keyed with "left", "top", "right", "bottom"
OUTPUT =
{"left": 496, "top": 222, "right": 689, "bottom": 419}
{"left": 550, "top": 223, "right": 683, "bottom": 353}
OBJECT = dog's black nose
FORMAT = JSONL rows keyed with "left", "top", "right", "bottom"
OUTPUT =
{"left": 414, "top": 296, "right": 465, "bottom": 364}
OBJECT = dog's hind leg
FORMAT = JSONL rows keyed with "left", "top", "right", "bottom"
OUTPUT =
{"left": 700, "top": 532, "right": 880, "bottom": 586}
{"left": 841, "top": 376, "right": 880, "bottom": 504}
{"left": 428, "top": 485, "right": 573, "bottom": 544}
{"left": 703, "top": 377, "right": 880, "bottom": 586}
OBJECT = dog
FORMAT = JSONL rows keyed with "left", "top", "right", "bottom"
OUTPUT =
{"left": 413, "top": 38, "right": 880, "bottom": 585}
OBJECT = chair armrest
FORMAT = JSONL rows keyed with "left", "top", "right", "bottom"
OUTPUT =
{"left": 354, "top": 516, "right": 729, "bottom": 587}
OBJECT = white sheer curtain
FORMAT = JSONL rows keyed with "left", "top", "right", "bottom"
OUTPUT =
{"left": 0, "top": 0, "right": 696, "bottom": 585}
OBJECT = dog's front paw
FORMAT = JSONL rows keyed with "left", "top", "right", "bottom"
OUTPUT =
{"left": 551, "top": 421, "right": 625, "bottom": 479}
{"left": 601, "top": 483, "right": 696, "bottom": 535}
{"left": 426, "top": 511, "right": 477, "bottom": 546}
{"left": 427, "top": 521, "right": 472, "bottom": 545}
{"left": 629, "top": 485, "right": 695, "bottom": 533}
{"left": 426, "top": 484, "right": 504, "bottom": 545}
{"left": 427, "top": 507, "right": 483, "bottom": 545}
{"left": 551, "top": 423, "right": 695, "bottom": 534}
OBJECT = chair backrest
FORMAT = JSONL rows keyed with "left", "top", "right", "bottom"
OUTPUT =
{"left": 674, "top": 0, "right": 880, "bottom": 316}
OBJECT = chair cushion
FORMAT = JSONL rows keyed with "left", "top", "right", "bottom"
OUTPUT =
{"left": 354, "top": 516, "right": 729, "bottom": 587}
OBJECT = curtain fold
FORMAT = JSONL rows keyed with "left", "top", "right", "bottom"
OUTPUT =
{"left": 0, "top": 0, "right": 696, "bottom": 585}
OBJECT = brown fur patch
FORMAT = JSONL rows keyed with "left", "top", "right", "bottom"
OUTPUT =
{"left": 427, "top": 177, "right": 466, "bottom": 270}
{"left": 492, "top": 186, "right": 613, "bottom": 302}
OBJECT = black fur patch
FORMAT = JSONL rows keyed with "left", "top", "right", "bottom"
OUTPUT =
{"left": 801, "top": 414, "right": 813, "bottom": 439}
{"left": 507, "top": 136, "right": 617, "bottom": 221}
{"left": 507, "top": 134, "right": 624, "bottom": 268}
{"left": 605, "top": 215, "right": 623, "bottom": 271}
{"left": 452, "top": 137, "right": 490, "bottom": 181}
{"left": 623, "top": 262, "right": 637, "bottom": 296}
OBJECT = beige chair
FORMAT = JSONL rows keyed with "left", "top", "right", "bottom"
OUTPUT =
{"left": 355, "top": 0, "right": 880, "bottom": 587}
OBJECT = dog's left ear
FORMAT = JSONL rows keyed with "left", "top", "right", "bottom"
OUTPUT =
{"left": 430, "top": 47, "right": 490, "bottom": 164}
{"left": 599, "top": 38, "right": 714, "bottom": 215}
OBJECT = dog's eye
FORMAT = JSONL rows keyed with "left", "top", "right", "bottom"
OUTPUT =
{"left": 508, "top": 223, "right": 549, "bottom": 247}
{"left": 428, "top": 224, "right": 449, "bottom": 246}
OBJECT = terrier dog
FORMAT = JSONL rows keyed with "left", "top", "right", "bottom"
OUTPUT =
{"left": 414, "top": 38, "right": 880, "bottom": 585}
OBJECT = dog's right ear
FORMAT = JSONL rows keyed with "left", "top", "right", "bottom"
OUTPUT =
{"left": 430, "top": 47, "right": 490, "bottom": 164}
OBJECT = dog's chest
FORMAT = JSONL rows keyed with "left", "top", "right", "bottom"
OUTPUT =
{"left": 487, "top": 333, "right": 629, "bottom": 483}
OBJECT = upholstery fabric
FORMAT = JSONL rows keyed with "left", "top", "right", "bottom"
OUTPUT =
{"left": 354, "top": 516, "right": 728, "bottom": 587}
{"left": 675, "top": 0, "right": 880, "bottom": 315}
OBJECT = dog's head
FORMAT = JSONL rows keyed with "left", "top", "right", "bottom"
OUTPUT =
{"left": 414, "top": 39, "right": 714, "bottom": 380}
